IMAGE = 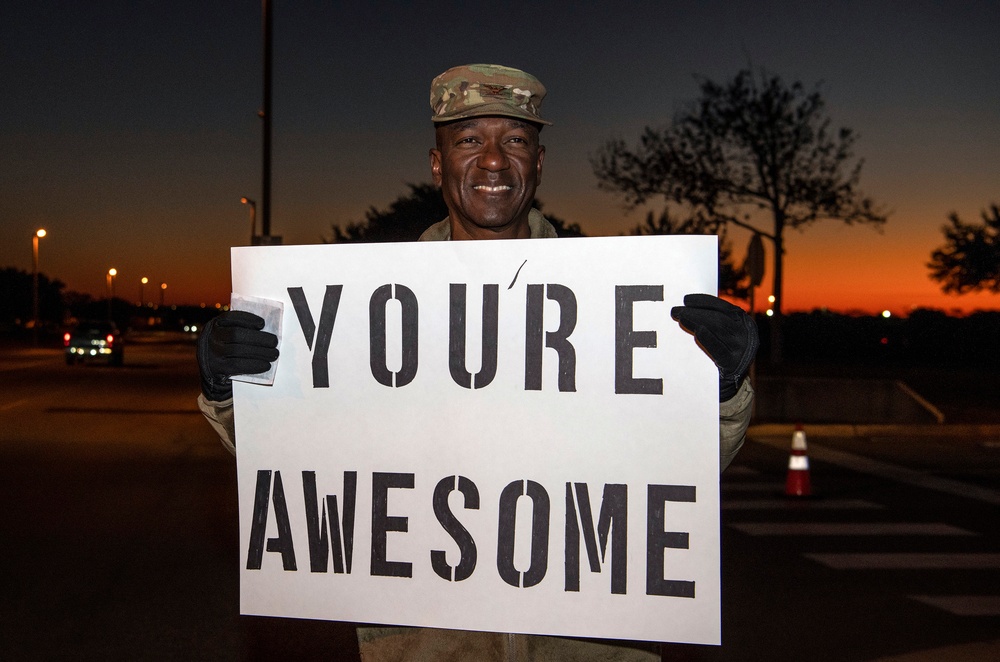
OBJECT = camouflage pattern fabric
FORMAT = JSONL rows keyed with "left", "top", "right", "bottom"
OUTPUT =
{"left": 430, "top": 63, "right": 552, "bottom": 125}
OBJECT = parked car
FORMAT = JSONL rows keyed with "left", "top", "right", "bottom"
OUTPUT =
{"left": 64, "top": 321, "right": 124, "bottom": 366}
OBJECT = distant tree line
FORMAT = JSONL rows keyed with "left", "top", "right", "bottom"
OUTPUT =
{"left": 0, "top": 267, "right": 67, "bottom": 329}
{"left": 325, "top": 183, "right": 584, "bottom": 244}
{"left": 768, "top": 308, "right": 1000, "bottom": 368}
{"left": 625, "top": 208, "right": 748, "bottom": 300}
{"left": 0, "top": 267, "right": 221, "bottom": 341}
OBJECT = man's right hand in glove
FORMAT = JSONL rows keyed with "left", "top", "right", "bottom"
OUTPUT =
{"left": 197, "top": 310, "right": 279, "bottom": 402}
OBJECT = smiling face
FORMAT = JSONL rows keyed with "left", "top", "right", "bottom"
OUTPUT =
{"left": 430, "top": 116, "right": 545, "bottom": 240}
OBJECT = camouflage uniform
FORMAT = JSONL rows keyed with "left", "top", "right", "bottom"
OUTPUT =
{"left": 197, "top": 64, "right": 755, "bottom": 662}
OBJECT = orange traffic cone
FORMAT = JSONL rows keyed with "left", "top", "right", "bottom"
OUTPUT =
{"left": 785, "top": 424, "right": 813, "bottom": 497}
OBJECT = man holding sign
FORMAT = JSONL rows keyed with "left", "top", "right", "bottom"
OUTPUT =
{"left": 198, "top": 64, "right": 757, "bottom": 661}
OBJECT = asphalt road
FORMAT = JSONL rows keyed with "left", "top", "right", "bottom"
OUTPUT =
{"left": 1, "top": 337, "right": 998, "bottom": 660}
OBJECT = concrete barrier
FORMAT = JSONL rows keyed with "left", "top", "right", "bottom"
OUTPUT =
{"left": 753, "top": 377, "right": 944, "bottom": 425}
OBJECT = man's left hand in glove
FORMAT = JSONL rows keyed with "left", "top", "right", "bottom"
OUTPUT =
{"left": 670, "top": 293, "right": 759, "bottom": 401}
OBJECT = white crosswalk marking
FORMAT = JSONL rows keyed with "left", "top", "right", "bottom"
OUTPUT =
{"left": 805, "top": 553, "right": 1000, "bottom": 569}
{"left": 727, "top": 522, "right": 975, "bottom": 536}
{"left": 722, "top": 466, "right": 763, "bottom": 477}
{"left": 909, "top": 596, "right": 1000, "bottom": 616}
{"left": 723, "top": 498, "right": 882, "bottom": 510}
{"left": 753, "top": 435, "right": 1000, "bottom": 506}
{"left": 721, "top": 482, "right": 785, "bottom": 492}
{"left": 724, "top": 437, "right": 1000, "bottom": 623}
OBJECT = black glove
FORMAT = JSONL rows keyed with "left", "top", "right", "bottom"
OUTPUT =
{"left": 670, "top": 293, "right": 759, "bottom": 401}
{"left": 197, "top": 310, "right": 279, "bottom": 401}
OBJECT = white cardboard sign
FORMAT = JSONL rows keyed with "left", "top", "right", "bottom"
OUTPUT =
{"left": 232, "top": 234, "right": 721, "bottom": 645}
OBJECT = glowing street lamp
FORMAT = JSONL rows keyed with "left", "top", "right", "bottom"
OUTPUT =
{"left": 241, "top": 196, "right": 257, "bottom": 244}
{"left": 140, "top": 276, "right": 149, "bottom": 307}
{"left": 160, "top": 282, "right": 167, "bottom": 308}
{"left": 31, "top": 229, "right": 46, "bottom": 343}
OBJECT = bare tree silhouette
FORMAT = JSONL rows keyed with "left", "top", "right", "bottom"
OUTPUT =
{"left": 592, "top": 68, "right": 888, "bottom": 321}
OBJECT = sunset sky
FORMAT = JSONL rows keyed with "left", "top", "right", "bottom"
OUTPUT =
{"left": 3, "top": 1, "right": 998, "bottom": 315}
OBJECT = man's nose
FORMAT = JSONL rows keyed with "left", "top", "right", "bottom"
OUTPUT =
{"left": 477, "top": 141, "right": 510, "bottom": 171}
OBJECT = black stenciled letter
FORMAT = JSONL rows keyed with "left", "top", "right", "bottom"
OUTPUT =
{"left": 524, "top": 284, "right": 577, "bottom": 392}
{"left": 615, "top": 285, "right": 664, "bottom": 394}
{"left": 288, "top": 285, "right": 343, "bottom": 388}
{"left": 431, "top": 475, "right": 480, "bottom": 582}
{"left": 370, "top": 284, "right": 418, "bottom": 387}
{"left": 646, "top": 484, "right": 696, "bottom": 598}
{"left": 246, "top": 470, "right": 297, "bottom": 571}
{"left": 371, "top": 472, "right": 414, "bottom": 578}
{"left": 449, "top": 284, "right": 499, "bottom": 389}
{"left": 565, "top": 482, "right": 628, "bottom": 594}
{"left": 497, "top": 479, "right": 550, "bottom": 588}
{"left": 302, "top": 471, "right": 357, "bottom": 574}
{"left": 327, "top": 472, "right": 358, "bottom": 574}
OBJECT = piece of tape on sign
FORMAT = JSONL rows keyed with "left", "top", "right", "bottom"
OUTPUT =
{"left": 230, "top": 292, "right": 283, "bottom": 385}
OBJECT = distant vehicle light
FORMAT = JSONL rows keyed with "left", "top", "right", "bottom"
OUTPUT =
{"left": 65, "top": 321, "right": 124, "bottom": 366}
{"left": 191, "top": 325, "right": 198, "bottom": 332}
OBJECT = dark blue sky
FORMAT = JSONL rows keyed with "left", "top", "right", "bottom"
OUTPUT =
{"left": 3, "top": 1, "right": 998, "bottom": 312}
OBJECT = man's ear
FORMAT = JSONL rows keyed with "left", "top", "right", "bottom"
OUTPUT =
{"left": 429, "top": 148, "right": 442, "bottom": 186}
{"left": 536, "top": 145, "right": 545, "bottom": 185}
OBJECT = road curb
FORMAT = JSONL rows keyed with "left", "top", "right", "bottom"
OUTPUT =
{"left": 870, "top": 638, "right": 1000, "bottom": 662}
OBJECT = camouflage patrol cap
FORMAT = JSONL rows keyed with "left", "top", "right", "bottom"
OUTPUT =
{"left": 430, "top": 64, "right": 552, "bottom": 126}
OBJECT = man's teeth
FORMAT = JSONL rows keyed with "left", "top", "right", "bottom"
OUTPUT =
{"left": 473, "top": 185, "right": 512, "bottom": 191}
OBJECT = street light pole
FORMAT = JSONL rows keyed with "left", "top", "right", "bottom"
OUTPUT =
{"left": 140, "top": 277, "right": 148, "bottom": 307}
{"left": 261, "top": 0, "right": 272, "bottom": 239}
{"left": 32, "top": 229, "right": 46, "bottom": 344}
{"left": 241, "top": 197, "right": 257, "bottom": 244}
{"left": 107, "top": 268, "right": 117, "bottom": 321}
{"left": 160, "top": 282, "right": 167, "bottom": 309}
